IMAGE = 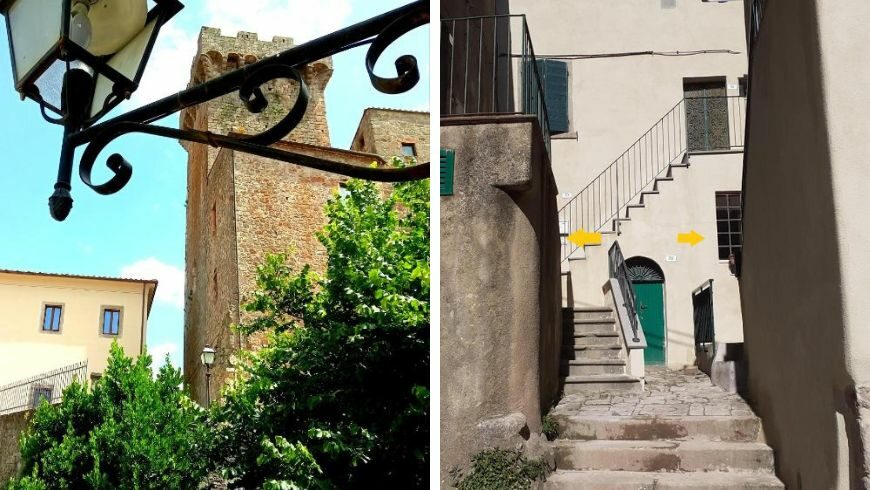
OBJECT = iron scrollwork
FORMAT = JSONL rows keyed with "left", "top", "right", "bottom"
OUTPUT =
{"left": 50, "top": 0, "right": 430, "bottom": 221}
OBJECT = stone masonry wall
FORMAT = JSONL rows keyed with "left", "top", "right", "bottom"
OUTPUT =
{"left": 0, "top": 410, "right": 30, "bottom": 483}
{"left": 352, "top": 109, "right": 430, "bottom": 162}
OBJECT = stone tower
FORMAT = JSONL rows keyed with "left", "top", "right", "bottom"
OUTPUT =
{"left": 181, "top": 27, "right": 351, "bottom": 405}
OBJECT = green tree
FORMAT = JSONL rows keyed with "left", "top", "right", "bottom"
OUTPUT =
{"left": 7, "top": 344, "right": 211, "bottom": 490}
{"left": 211, "top": 172, "right": 430, "bottom": 488}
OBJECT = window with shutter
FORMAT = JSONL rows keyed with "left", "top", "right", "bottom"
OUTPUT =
{"left": 526, "top": 59, "right": 570, "bottom": 135}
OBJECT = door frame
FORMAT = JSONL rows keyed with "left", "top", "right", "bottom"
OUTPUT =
{"left": 626, "top": 256, "right": 667, "bottom": 365}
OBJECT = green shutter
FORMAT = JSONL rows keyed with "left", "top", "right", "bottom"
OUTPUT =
{"left": 440, "top": 148, "right": 455, "bottom": 196}
{"left": 541, "top": 59, "right": 569, "bottom": 134}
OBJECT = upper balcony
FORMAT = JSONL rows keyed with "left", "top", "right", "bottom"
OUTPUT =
{"left": 441, "top": 14, "right": 552, "bottom": 156}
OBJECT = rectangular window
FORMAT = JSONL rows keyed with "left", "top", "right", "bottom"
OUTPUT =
{"left": 42, "top": 304, "right": 62, "bottom": 332}
{"left": 401, "top": 143, "right": 416, "bottom": 157}
{"left": 715, "top": 192, "right": 742, "bottom": 261}
{"left": 101, "top": 308, "right": 121, "bottom": 336}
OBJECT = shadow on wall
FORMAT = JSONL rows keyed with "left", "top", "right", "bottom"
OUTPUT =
{"left": 739, "top": 1, "right": 863, "bottom": 487}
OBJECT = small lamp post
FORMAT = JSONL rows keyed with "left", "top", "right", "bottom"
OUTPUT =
{"left": 200, "top": 345, "right": 215, "bottom": 407}
{"left": 0, "top": 0, "right": 429, "bottom": 221}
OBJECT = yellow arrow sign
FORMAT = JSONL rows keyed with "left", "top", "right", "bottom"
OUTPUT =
{"left": 678, "top": 230, "right": 704, "bottom": 246}
{"left": 567, "top": 229, "right": 602, "bottom": 248}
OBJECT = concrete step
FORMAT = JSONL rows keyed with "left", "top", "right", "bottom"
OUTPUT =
{"left": 561, "top": 345, "right": 624, "bottom": 361}
{"left": 625, "top": 203, "right": 645, "bottom": 218}
{"left": 562, "top": 359, "right": 626, "bottom": 376}
{"left": 639, "top": 190, "right": 659, "bottom": 204}
{"left": 563, "top": 374, "right": 641, "bottom": 395}
{"left": 567, "top": 332, "right": 620, "bottom": 347}
{"left": 653, "top": 176, "right": 674, "bottom": 191}
{"left": 552, "top": 415, "right": 762, "bottom": 442}
{"left": 567, "top": 307, "right": 614, "bottom": 321}
{"left": 553, "top": 440, "right": 774, "bottom": 473}
{"left": 545, "top": 470, "right": 785, "bottom": 489}
{"left": 564, "top": 323, "right": 617, "bottom": 336}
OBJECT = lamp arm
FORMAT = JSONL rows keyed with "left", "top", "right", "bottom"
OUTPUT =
{"left": 50, "top": 0, "right": 429, "bottom": 221}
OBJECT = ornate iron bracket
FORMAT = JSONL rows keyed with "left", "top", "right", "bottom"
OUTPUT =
{"left": 48, "top": 0, "right": 430, "bottom": 221}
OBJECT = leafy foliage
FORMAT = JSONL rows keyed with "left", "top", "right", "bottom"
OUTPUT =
{"left": 7, "top": 344, "right": 211, "bottom": 490}
{"left": 210, "top": 171, "right": 430, "bottom": 488}
{"left": 541, "top": 415, "right": 558, "bottom": 441}
{"left": 455, "top": 449, "right": 548, "bottom": 490}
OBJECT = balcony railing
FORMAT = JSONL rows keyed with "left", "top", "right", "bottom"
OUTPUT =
{"left": 0, "top": 361, "right": 88, "bottom": 415}
{"left": 559, "top": 96, "right": 746, "bottom": 262}
{"left": 441, "top": 14, "right": 551, "bottom": 156}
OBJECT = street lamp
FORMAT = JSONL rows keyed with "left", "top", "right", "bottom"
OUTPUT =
{"left": 200, "top": 344, "right": 215, "bottom": 407}
{"left": 0, "top": 0, "right": 429, "bottom": 221}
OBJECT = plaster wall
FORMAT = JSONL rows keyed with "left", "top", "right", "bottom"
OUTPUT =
{"left": 0, "top": 273, "right": 151, "bottom": 385}
{"left": 569, "top": 152, "right": 744, "bottom": 369}
{"left": 738, "top": 0, "right": 870, "bottom": 487}
{"left": 508, "top": 0, "right": 747, "bottom": 204}
{"left": 440, "top": 117, "right": 560, "bottom": 485}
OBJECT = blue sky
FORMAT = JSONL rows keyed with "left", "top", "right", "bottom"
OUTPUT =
{"left": 0, "top": 0, "right": 429, "bottom": 370}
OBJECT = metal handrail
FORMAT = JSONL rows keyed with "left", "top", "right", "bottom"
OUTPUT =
{"left": 608, "top": 241, "right": 640, "bottom": 343}
{"left": 441, "top": 14, "right": 552, "bottom": 157}
{"left": 559, "top": 95, "right": 746, "bottom": 262}
{"left": 0, "top": 361, "right": 88, "bottom": 415}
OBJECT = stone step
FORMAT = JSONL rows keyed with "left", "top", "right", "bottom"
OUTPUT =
{"left": 552, "top": 415, "right": 762, "bottom": 442}
{"left": 561, "top": 345, "right": 624, "bottom": 361}
{"left": 564, "top": 322, "right": 617, "bottom": 335}
{"left": 639, "top": 190, "right": 659, "bottom": 204}
{"left": 563, "top": 374, "right": 641, "bottom": 395}
{"left": 562, "top": 359, "right": 626, "bottom": 376}
{"left": 567, "top": 333, "right": 620, "bottom": 347}
{"left": 544, "top": 470, "right": 785, "bottom": 489}
{"left": 553, "top": 440, "right": 774, "bottom": 473}
{"left": 568, "top": 307, "right": 614, "bottom": 321}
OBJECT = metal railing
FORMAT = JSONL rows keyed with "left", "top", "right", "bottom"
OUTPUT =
{"left": 559, "top": 96, "right": 746, "bottom": 262}
{"left": 441, "top": 15, "right": 551, "bottom": 156}
{"left": 0, "top": 361, "right": 88, "bottom": 415}
{"left": 692, "top": 279, "right": 715, "bottom": 353}
{"left": 608, "top": 241, "right": 641, "bottom": 343}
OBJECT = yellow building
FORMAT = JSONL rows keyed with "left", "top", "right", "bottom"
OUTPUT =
{"left": 0, "top": 269, "right": 157, "bottom": 386}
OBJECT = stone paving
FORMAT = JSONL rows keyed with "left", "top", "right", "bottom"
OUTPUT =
{"left": 551, "top": 367, "right": 755, "bottom": 418}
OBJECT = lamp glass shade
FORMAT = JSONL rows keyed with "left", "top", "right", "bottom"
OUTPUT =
{"left": 86, "top": 0, "right": 146, "bottom": 56}
{"left": 90, "top": 17, "right": 156, "bottom": 116}
{"left": 200, "top": 347, "right": 216, "bottom": 366}
{"left": 6, "top": 0, "right": 64, "bottom": 84}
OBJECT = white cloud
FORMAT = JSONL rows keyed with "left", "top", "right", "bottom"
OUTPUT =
{"left": 129, "top": 22, "right": 198, "bottom": 108}
{"left": 121, "top": 258, "right": 185, "bottom": 309}
{"left": 149, "top": 342, "right": 179, "bottom": 362}
{"left": 202, "top": 0, "right": 353, "bottom": 44}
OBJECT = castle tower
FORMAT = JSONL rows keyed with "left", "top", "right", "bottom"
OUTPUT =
{"left": 180, "top": 28, "right": 366, "bottom": 405}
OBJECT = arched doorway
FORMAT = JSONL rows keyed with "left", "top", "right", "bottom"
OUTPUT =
{"left": 626, "top": 257, "right": 666, "bottom": 365}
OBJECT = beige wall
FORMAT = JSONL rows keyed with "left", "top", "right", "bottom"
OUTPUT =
{"left": 739, "top": 0, "right": 870, "bottom": 487}
{"left": 568, "top": 152, "right": 744, "bottom": 368}
{"left": 440, "top": 116, "right": 560, "bottom": 486}
{"left": 0, "top": 273, "right": 151, "bottom": 385}
{"left": 508, "top": 0, "right": 747, "bottom": 203}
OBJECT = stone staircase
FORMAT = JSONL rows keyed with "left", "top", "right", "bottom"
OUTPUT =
{"left": 545, "top": 368, "right": 784, "bottom": 489}
{"left": 561, "top": 306, "right": 641, "bottom": 395}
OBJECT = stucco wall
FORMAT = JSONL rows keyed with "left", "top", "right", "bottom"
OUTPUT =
{"left": 0, "top": 273, "right": 150, "bottom": 385}
{"left": 0, "top": 410, "right": 30, "bottom": 484}
{"left": 739, "top": 0, "right": 870, "bottom": 488}
{"left": 569, "top": 152, "right": 744, "bottom": 369}
{"left": 508, "top": 0, "right": 747, "bottom": 206}
{"left": 440, "top": 116, "right": 560, "bottom": 485}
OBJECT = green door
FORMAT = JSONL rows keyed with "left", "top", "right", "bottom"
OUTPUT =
{"left": 632, "top": 282, "right": 665, "bottom": 364}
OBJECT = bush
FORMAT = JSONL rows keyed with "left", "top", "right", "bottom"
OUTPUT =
{"left": 456, "top": 449, "right": 548, "bottom": 490}
{"left": 7, "top": 344, "right": 211, "bottom": 489}
{"left": 210, "top": 172, "right": 430, "bottom": 488}
{"left": 541, "top": 415, "right": 558, "bottom": 441}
